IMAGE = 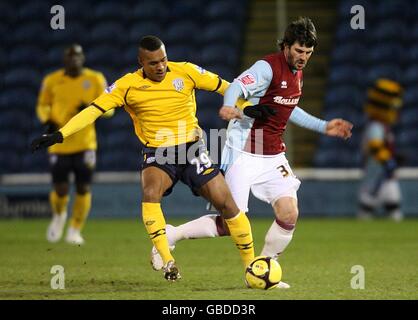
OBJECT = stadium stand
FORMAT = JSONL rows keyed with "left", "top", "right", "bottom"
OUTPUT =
{"left": 315, "top": 0, "right": 418, "bottom": 168}
{"left": 2, "top": 0, "right": 249, "bottom": 173}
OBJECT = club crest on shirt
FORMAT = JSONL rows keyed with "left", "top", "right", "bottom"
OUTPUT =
{"left": 281, "top": 81, "right": 287, "bottom": 89}
{"left": 172, "top": 78, "right": 184, "bottom": 92}
{"left": 82, "top": 80, "right": 91, "bottom": 90}
{"left": 238, "top": 73, "right": 256, "bottom": 86}
{"left": 105, "top": 83, "right": 116, "bottom": 93}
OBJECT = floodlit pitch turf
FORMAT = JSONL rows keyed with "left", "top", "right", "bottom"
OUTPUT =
{"left": 0, "top": 218, "right": 417, "bottom": 300}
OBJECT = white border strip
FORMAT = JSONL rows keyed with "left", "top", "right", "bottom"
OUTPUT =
{"left": 1, "top": 169, "right": 418, "bottom": 185}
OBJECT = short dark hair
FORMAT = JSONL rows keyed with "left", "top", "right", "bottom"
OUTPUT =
{"left": 139, "top": 35, "right": 164, "bottom": 51}
{"left": 278, "top": 17, "right": 317, "bottom": 50}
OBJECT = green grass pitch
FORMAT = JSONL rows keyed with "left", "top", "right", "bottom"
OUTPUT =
{"left": 0, "top": 218, "right": 417, "bottom": 300}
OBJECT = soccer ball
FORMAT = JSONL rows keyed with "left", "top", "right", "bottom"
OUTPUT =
{"left": 245, "top": 256, "right": 282, "bottom": 290}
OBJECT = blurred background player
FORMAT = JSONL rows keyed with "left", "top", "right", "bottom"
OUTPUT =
{"left": 36, "top": 44, "right": 113, "bottom": 245}
{"left": 30, "top": 36, "right": 270, "bottom": 281}
{"left": 357, "top": 78, "right": 404, "bottom": 222}
{"left": 150, "top": 17, "right": 353, "bottom": 288}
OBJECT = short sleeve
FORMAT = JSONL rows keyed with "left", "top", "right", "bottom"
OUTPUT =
{"left": 92, "top": 76, "right": 129, "bottom": 111}
{"left": 183, "top": 63, "right": 222, "bottom": 92}
{"left": 235, "top": 60, "right": 273, "bottom": 98}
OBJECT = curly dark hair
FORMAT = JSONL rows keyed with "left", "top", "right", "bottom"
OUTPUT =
{"left": 278, "top": 17, "right": 317, "bottom": 50}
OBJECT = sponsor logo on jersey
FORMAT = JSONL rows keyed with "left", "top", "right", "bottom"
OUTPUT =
{"left": 105, "top": 83, "right": 116, "bottom": 93}
{"left": 281, "top": 81, "right": 287, "bottom": 89}
{"left": 195, "top": 65, "right": 206, "bottom": 74}
{"left": 202, "top": 168, "right": 215, "bottom": 176}
{"left": 172, "top": 78, "right": 185, "bottom": 91}
{"left": 139, "top": 85, "right": 151, "bottom": 90}
{"left": 146, "top": 156, "right": 156, "bottom": 164}
{"left": 273, "top": 96, "right": 300, "bottom": 105}
{"left": 83, "top": 80, "right": 91, "bottom": 90}
{"left": 238, "top": 73, "right": 256, "bottom": 86}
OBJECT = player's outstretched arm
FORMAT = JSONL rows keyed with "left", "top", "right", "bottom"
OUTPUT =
{"left": 30, "top": 105, "right": 104, "bottom": 152}
{"left": 325, "top": 118, "right": 353, "bottom": 140}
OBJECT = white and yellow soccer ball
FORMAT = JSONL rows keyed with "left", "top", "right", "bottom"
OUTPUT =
{"left": 245, "top": 256, "right": 282, "bottom": 290}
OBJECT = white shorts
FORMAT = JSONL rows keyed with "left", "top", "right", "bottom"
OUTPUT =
{"left": 221, "top": 146, "right": 301, "bottom": 212}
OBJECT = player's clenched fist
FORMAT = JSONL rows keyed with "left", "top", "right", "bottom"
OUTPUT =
{"left": 30, "top": 132, "right": 63, "bottom": 153}
{"left": 325, "top": 118, "right": 353, "bottom": 140}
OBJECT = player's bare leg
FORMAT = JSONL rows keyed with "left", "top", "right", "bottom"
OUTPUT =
{"left": 47, "top": 183, "right": 69, "bottom": 242}
{"left": 198, "top": 173, "right": 254, "bottom": 268}
{"left": 142, "top": 167, "right": 180, "bottom": 281}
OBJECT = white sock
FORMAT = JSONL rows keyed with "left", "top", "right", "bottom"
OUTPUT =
{"left": 260, "top": 220, "right": 295, "bottom": 259}
{"left": 166, "top": 214, "right": 221, "bottom": 246}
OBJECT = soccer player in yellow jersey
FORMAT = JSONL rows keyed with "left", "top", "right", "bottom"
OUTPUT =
{"left": 36, "top": 44, "right": 113, "bottom": 245}
{"left": 31, "top": 36, "right": 267, "bottom": 282}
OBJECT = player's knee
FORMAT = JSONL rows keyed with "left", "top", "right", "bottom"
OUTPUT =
{"left": 276, "top": 206, "right": 298, "bottom": 225}
{"left": 142, "top": 185, "right": 163, "bottom": 202}
{"left": 76, "top": 184, "right": 90, "bottom": 195}
{"left": 54, "top": 184, "right": 69, "bottom": 197}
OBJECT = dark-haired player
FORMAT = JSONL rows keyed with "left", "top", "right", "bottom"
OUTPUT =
{"left": 152, "top": 18, "right": 353, "bottom": 288}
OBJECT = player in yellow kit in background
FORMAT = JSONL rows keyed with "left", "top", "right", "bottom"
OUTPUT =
{"left": 31, "top": 36, "right": 273, "bottom": 282}
{"left": 36, "top": 44, "right": 113, "bottom": 245}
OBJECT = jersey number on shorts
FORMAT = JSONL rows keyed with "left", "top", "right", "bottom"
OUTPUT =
{"left": 277, "top": 165, "right": 289, "bottom": 177}
{"left": 191, "top": 153, "right": 212, "bottom": 175}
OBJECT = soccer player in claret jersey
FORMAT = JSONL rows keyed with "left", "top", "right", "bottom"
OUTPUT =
{"left": 36, "top": 44, "right": 112, "bottom": 245}
{"left": 151, "top": 17, "right": 353, "bottom": 288}
{"left": 31, "top": 35, "right": 272, "bottom": 282}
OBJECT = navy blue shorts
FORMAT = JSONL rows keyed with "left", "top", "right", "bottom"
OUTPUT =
{"left": 49, "top": 150, "right": 96, "bottom": 185}
{"left": 141, "top": 140, "right": 220, "bottom": 196}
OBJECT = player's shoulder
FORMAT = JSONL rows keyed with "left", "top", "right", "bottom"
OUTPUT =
{"left": 83, "top": 67, "right": 105, "bottom": 79}
{"left": 169, "top": 61, "right": 207, "bottom": 75}
{"left": 114, "top": 69, "right": 142, "bottom": 85}
{"left": 43, "top": 69, "right": 65, "bottom": 83}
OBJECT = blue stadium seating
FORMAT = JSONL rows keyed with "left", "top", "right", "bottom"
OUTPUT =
{"left": 328, "top": 65, "right": 362, "bottom": 85}
{"left": 404, "top": 44, "right": 418, "bottom": 64}
{"left": 317, "top": 0, "right": 418, "bottom": 167}
{"left": 200, "top": 44, "right": 239, "bottom": 68}
{"left": 2, "top": 0, "right": 248, "bottom": 172}
{"left": 8, "top": 45, "right": 45, "bottom": 68}
{"left": 167, "top": 45, "right": 196, "bottom": 63}
{"left": 92, "top": 2, "right": 128, "bottom": 21}
{"left": 12, "top": 22, "right": 49, "bottom": 45}
{"left": 403, "top": 86, "right": 418, "bottom": 107}
{"left": 365, "top": 43, "right": 403, "bottom": 65}
{"left": 331, "top": 43, "right": 365, "bottom": 65}
{"left": 130, "top": 1, "right": 170, "bottom": 22}
{"left": 86, "top": 45, "right": 125, "bottom": 67}
{"left": 367, "top": 19, "right": 407, "bottom": 42}
{"left": 164, "top": 21, "right": 201, "bottom": 45}
{"left": 205, "top": 1, "right": 246, "bottom": 22}
{"left": 128, "top": 22, "right": 164, "bottom": 43}
{"left": 375, "top": 0, "right": 410, "bottom": 19}
{"left": 17, "top": 2, "right": 51, "bottom": 22}
{"left": 49, "top": 21, "right": 88, "bottom": 45}
{"left": 3, "top": 68, "right": 41, "bottom": 90}
{"left": 89, "top": 22, "right": 126, "bottom": 44}
{"left": 201, "top": 22, "right": 242, "bottom": 46}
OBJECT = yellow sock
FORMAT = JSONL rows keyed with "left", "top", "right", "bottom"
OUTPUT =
{"left": 142, "top": 202, "right": 174, "bottom": 265}
{"left": 225, "top": 211, "right": 254, "bottom": 268}
{"left": 70, "top": 192, "right": 92, "bottom": 230}
{"left": 49, "top": 191, "right": 69, "bottom": 215}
